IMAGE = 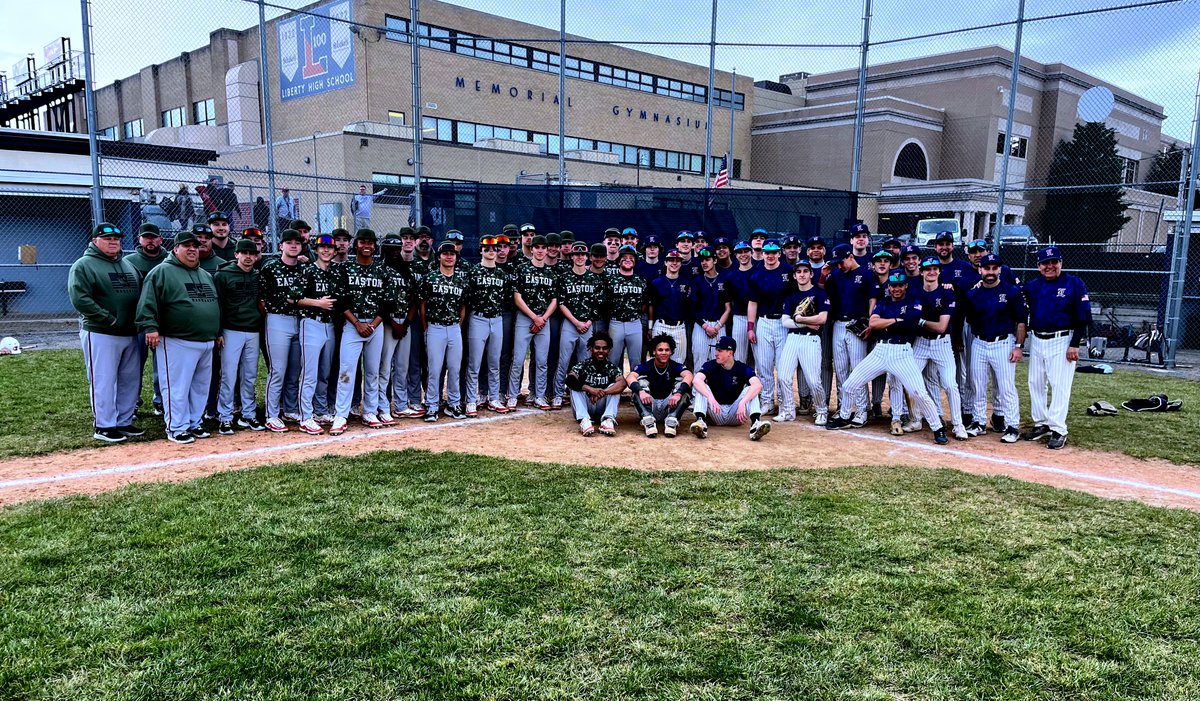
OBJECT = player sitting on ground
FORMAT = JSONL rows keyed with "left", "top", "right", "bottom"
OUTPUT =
{"left": 626, "top": 334, "right": 694, "bottom": 438}
{"left": 565, "top": 332, "right": 627, "bottom": 437}
{"left": 690, "top": 336, "right": 771, "bottom": 441}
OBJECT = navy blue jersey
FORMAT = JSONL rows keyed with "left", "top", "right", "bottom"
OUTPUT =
{"left": 1024, "top": 273, "right": 1092, "bottom": 345}
{"left": 963, "top": 283, "right": 1027, "bottom": 339}
{"left": 826, "top": 265, "right": 874, "bottom": 320}
{"left": 699, "top": 359, "right": 757, "bottom": 406}
{"left": 723, "top": 267, "right": 755, "bottom": 316}
{"left": 916, "top": 285, "right": 956, "bottom": 336}
{"left": 680, "top": 256, "right": 703, "bottom": 281}
{"left": 854, "top": 253, "right": 872, "bottom": 269}
{"left": 689, "top": 272, "right": 730, "bottom": 322}
{"left": 632, "top": 359, "right": 688, "bottom": 400}
{"left": 649, "top": 274, "right": 690, "bottom": 324}
{"left": 961, "top": 263, "right": 1020, "bottom": 290}
{"left": 938, "top": 258, "right": 975, "bottom": 292}
{"left": 782, "top": 287, "right": 830, "bottom": 326}
{"left": 748, "top": 263, "right": 793, "bottom": 317}
{"left": 635, "top": 258, "right": 664, "bottom": 283}
{"left": 871, "top": 295, "right": 924, "bottom": 344}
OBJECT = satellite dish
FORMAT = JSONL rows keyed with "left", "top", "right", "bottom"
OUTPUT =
{"left": 1077, "top": 86, "right": 1114, "bottom": 123}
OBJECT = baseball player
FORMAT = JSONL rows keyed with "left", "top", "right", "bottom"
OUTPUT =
{"left": 781, "top": 235, "right": 803, "bottom": 267}
{"left": 379, "top": 232, "right": 420, "bottom": 419}
{"left": 603, "top": 228, "right": 623, "bottom": 264}
{"left": 687, "top": 247, "right": 732, "bottom": 371}
{"left": 962, "top": 237, "right": 1022, "bottom": 432}
{"left": 259, "top": 228, "right": 305, "bottom": 431}
{"left": 635, "top": 235, "right": 665, "bottom": 282}
{"left": 746, "top": 240, "right": 792, "bottom": 415}
{"left": 961, "top": 253, "right": 1027, "bottom": 442}
{"left": 865, "top": 250, "right": 910, "bottom": 432}
{"left": 824, "top": 243, "right": 872, "bottom": 425}
{"left": 508, "top": 235, "right": 558, "bottom": 410}
{"left": 68, "top": 223, "right": 144, "bottom": 443}
{"left": 848, "top": 222, "right": 871, "bottom": 268}
{"left": 933, "top": 231, "right": 979, "bottom": 427}
{"left": 126, "top": 223, "right": 168, "bottom": 416}
{"left": 329, "top": 230, "right": 390, "bottom": 434}
{"left": 464, "top": 235, "right": 513, "bottom": 417}
{"left": 911, "top": 257, "right": 968, "bottom": 440}
{"left": 213, "top": 239, "right": 265, "bottom": 434}
{"left": 622, "top": 227, "right": 639, "bottom": 249}
{"left": 825, "top": 271, "right": 949, "bottom": 444}
{"left": 606, "top": 245, "right": 650, "bottom": 372}
{"left": 1022, "top": 245, "right": 1092, "bottom": 449}
{"left": 192, "top": 224, "right": 222, "bottom": 275}
{"left": 776, "top": 260, "right": 830, "bottom": 424}
{"left": 647, "top": 249, "right": 690, "bottom": 364}
{"left": 796, "top": 234, "right": 834, "bottom": 414}
{"left": 518, "top": 223, "right": 537, "bottom": 259}
{"left": 748, "top": 229, "right": 768, "bottom": 263}
{"left": 587, "top": 243, "right": 612, "bottom": 337}
{"left": 723, "top": 241, "right": 756, "bottom": 363}
{"left": 332, "top": 228, "right": 353, "bottom": 264}
{"left": 565, "top": 332, "right": 627, "bottom": 436}
{"left": 675, "top": 231, "right": 698, "bottom": 277}
{"left": 136, "top": 229, "right": 221, "bottom": 444}
{"left": 712, "top": 237, "right": 735, "bottom": 272}
{"left": 552, "top": 242, "right": 605, "bottom": 408}
{"left": 690, "top": 336, "right": 771, "bottom": 441}
{"left": 626, "top": 333, "right": 694, "bottom": 437}
{"left": 289, "top": 235, "right": 340, "bottom": 435}
{"left": 494, "top": 233, "right": 519, "bottom": 406}
{"left": 207, "top": 211, "right": 235, "bottom": 262}
{"left": 420, "top": 241, "right": 469, "bottom": 422}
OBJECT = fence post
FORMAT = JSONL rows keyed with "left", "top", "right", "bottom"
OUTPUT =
{"left": 79, "top": 0, "right": 103, "bottom": 227}
{"left": 994, "top": 0, "right": 1026, "bottom": 253}
{"left": 258, "top": 0, "right": 278, "bottom": 251}
{"left": 1163, "top": 71, "right": 1200, "bottom": 367}
{"left": 557, "top": 0, "right": 566, "bottom": 186}
{"left": 410, "top": 0, "right": 423, "bottom": 227}
{"left": 849, "top": 0, "right": 871, "bottom": 198}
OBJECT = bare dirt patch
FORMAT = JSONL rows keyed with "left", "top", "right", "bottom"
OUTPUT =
{"left": 2, "top": 405, "right": 1198, "bottom": 510}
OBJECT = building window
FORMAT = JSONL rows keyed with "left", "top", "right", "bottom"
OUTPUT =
{"left": 98, "top": 126, "right": 118, "bottom": 140}
{"left": 996, "top": 132, "right": 1028, "bottom": 159}
{"left": 161, "top": 106, "right": 185, "bottom": 128}
{"left": 192, "top": 98, "right": 216, "bottom": 126}
{"left": 894, "top": 142, "right": 928, "bottom": 180}
{"left": 387, "top": 110, "right": 406, "bottom": 125}
{"left": 1121, "top": 156, "right": 1139, "bottom": 185}
{"left": 384, "top": 15, "right": 411, "bottom": 42}
{"left": 123, "top": 119, "right": 144, "bottom": 139}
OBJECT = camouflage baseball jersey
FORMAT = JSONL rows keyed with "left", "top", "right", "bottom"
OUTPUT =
{"left": 258, "top": 256, "right": 304, "bottom": 315}
{"left": 335, "top": 259, "right": 390, "bottom": 321}
{"left": 496, "top": 260, "right": 518, "bottom": 313}
{"left": 289, "top": 262, "right": 340, "bottom": 323}
{"left": 383, "top": 265, "right": 417, "bottom": 324}
{"left": 554, "top": 269, "right": 604, "bottom": 321}
{"left": 568, "top": 357, "right": 622, "bottom": 389}
{"left": 605, "top": 271, "right": 649, "bottom": 322}
{"left": 466, "top": 264, "right": 512, "bottom": 318}
{"left": 420, "top": 268, "right": 470, "bottom": 326}
{"left": 513, "top": 261, "right": 558, "bottom": 316}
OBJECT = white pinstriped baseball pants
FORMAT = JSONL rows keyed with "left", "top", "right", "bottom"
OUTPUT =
{"left": 753, "top": 317, "right": 786, "bottom": 408}
{"left": 729, "top": 315, "right": 751, "bottom": 364}
{"left": 776, "top": 332, "right": 826, "bottom": 416}
{"left": 1028, "top": 333, "right": 1074, "bottom": 435}
{"left": 837, "top": 342, "right": 943, "bottom": 431}
{"left": 913, "top": 334, "right": 962, "bottom": 427}
{"left": 690, "top": 320, "right": 721, "bottom": 371}
{"left": 650, "top": 320, "right": 687, "bottom": 365}
{"left": 832, "top": 320, "right": 869, "bottom": 417}
{"left": 970, "top": 335, "right": 1020, "bottom": 428}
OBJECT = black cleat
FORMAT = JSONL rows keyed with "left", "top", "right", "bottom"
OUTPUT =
{"left": 933, "top": 428, "right": 949, "bottom": 445}
{"left": 188, "top": 427, "right": 212, "bottom": 439}
{"left": 1022, "top": 425, "right": 1052, "bottom": 441}
{"left": 1047, "top": 432, "right": 1067, "bottom": 450}
{"left": 445, "top": 405, "right": 466, "bottom": 420}
{"left": 826, "top": 416, "right": 852, "bottom": 430}
{"left": 218, "top": 421, "right": 235, "bottom": 436}
{"left": 93, "top": 428, "right": 128, "bottom": 443}
{"left": 990, "top": 414, "right": 1006, "bottom": 432}
{"left": 115, "top": 424, "right": 145, "bottom": 438}
{"left": 167, "top": 432, "right": 195, "bottom": 445}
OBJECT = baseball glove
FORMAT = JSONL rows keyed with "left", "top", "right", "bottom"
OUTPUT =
{"left": 793, "top": 295, "right": 816, "bottom": 319}
{"left": 1086, "top": 400, "right": 1118, "bottom": 416}
{"left": 846, "top": 318, "right": 870, "bottom": 337}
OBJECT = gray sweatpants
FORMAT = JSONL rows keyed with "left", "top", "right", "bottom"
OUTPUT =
{"left": 632, "top": 393, "right": 691, "bottom": 422}
{"left": 553, "top": 321, "right": 593, "bottom": 399}
{"left": 299, "top": 319, "right": 334, "bottom": 421}
{"left": 80, "top": 330, "right": 140, "bottom": 429}
{"left": 157, "top": 336, "right": 214, "bottom": 436}
{"left": 426, "top": 323, "right": 463, "bottom": 412}
{"left": 509, "top": 316, "right": 551, "bottom": 402}
{"left": 217, "top": 329, "right": 260, "bottom": 423}
{"left": 466, "top": 314, "right": 503, "bottom": 406}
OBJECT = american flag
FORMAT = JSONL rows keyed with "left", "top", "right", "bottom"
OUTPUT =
{"left": 712, "top": 154, "right": 730, "bottom": 188}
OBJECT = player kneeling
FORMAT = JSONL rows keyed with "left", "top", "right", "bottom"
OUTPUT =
{"left": 626, "top": 334, "right": 694, "bottom": 438}
{"left": 565, "top": 332, "right": 627, "bottom": 436}
{"left": 690, "top": 336, "right": 770, "bottom": 441}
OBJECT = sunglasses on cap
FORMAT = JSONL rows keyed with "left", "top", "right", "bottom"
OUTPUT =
{"left": 96, "top": 225, "right": 121, "bottom": 237}
{"left": 480, "top": 236, "right": 501, "bottom": 247}
{"left": 242, "top": 228, "right": 263, "bottom": 238}
{"left": 966, "top": 239, "right": 988, "bottom": 251}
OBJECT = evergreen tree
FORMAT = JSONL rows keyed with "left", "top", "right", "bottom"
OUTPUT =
{"left": 1144, "top": 145, "right": 1198, "bottom": 206}
{"left": 1040, "top": 122, "right": 1130, "bottom": 245}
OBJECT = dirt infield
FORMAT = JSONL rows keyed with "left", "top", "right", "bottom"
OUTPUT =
{"left": 2, "top": 405, "right": 1199, "bottom": 510}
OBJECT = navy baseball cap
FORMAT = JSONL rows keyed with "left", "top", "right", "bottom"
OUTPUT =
{"left": 831, "top": 243, "right": 854, "bottom": 259}
{"left": 693, "top": 230, "right": 707, "bottom": 240}
{"left": 733, "top": 240, "right": 752, "bottom": 252}
{"left": 713, "top": 236, "right": 731, "bottom": 249}
{"left": 589, "top": 243, "right": 607, "bottom": 257}
{"left": 900, "top": 244, "right": 921, "bottom": 257}
{"left": 793, "top": 258, "right": 813, "bottom": 270}
{"left": 762, "top": 241, "right": 782, "bottom": 253}
{"left": 783, "top": 234, "right": 802, "bottom": 247}
{"left": 622, "top": 227, "right": 638, "bottom": 237}
{"left": 979, "top": 253, "right": 1002, "bottom": 267}
{"left": 806, "top": 235, "right": 827, "bottom": 248}
{"left": 887, "top": 271, "right": 908, "bottom": 285}
{"left": 849, "top": 222, "right": 870, "bottom": 235}
{"left": 676, "top": 230, "right": 695, "bottom": 241}
{"left": 604, "top": 227, "right": 622, "bottom": 239}
{"left": 641, "top": 235, "right": 662, "bottom": 249}
{"left": 919, "top": 256, "right": 942, "bottom": 269}
{"left": 881, "top": 236, "right": 902, "bottom": 248}
{"left": 750, "top": 228, "right": 768, "bottom": 239}
{"left": 1038, "top": 245, "right": 1063, "bottom": 263}
{"left": 664, "top": 248, "right": 682, "bottom": 260}
{"left": 715, "top": 336, "right": 737, "bottom": 352}
{"left": 696, "top": 246, "right": 715, "bottom": 258}
{"left": 934, "top": 231, "right": 956, "bottom": 243}
{"left": 618, "top": 244, "right": 638, "bottom": 258}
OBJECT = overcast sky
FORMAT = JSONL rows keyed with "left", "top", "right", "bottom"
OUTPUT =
{"left": 3, "top": 0, "right": 1197, "bottom": 139}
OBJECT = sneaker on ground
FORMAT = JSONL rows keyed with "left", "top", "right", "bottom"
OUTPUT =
{"left": 505, "top": 397, "right": 518, "bottom": 410}
{"left": 690, "top": 419, "right": 708, "bottom": 439}
{"left": 825, "top": 416, "right": 851, "bottom": 430}
{"left": 265, "top": 417, "right": 288, "bottom": 433}
{"left": 664, "top": 417, "right": 678, "bottom": 438}
{"left": 396, "top": 407, "right": 422, "bottom": 419}
{"left": 408, "top": 405, "right": 427, "bottom": 417}
{"left": 189, "top": 427, "right": 212, "bottom": 439}
{"left": 445, "top": 405, "right": 466, "bottom": 420}
{"left": 965, "top": 422, "right": 987, "bottom": 437}
{"left": 329, "top": 417, "right": 348, "bottom": 435}
{"left": 550, "top": 396, "right": 564, "bottom": 410}
{"left": 599, "top": 417, "right": 617, "bottom": 436}
{"left": 465, "top": 403, "right": 478, "bottom": 418}
{"left": 1047, "top": 432, "right": 1067, "bottom": 450}
{"left": 152, "top": 406, "right": 164, "bottom": 417}
{"left": 378, "top": 412, "right": 397, "bottom": 426}
{"left": 1001, "top": 426, "right": 1020, "bottom": 443}
{"left": 849, "top": 413, "right": 868, "bottom": 429}
{"left": 773, "top": 412, "right": 794, "bottom": 423}
{"left": 218, "top": 421, "right": 235, "bottom": 436}
{"left": 933, "top": 428, "right": 949, "bottom": 445}
{"left": 641, "top": 415, "right": 658, "bottom": 438}
{"left": 282, "top": 412, "right": 301, "bottom": 423}
{"left": 760, "top": 402, "right": 776, "bottom": 416}
{"left": 1022, "top": 425, "right": 1052, "bottom": 441}
{"left": 952, "top": 424, "right": 969, "bottom": 441}
{"left": 93, "top": 428, "right": 127, "bottom": 443}
{"left": 814, "top": 411, "right": 828, "bottom": 427}
{"left": 423, "top": 413, "right": 438, "bottom": 423}
{"left": 115, "top": 424, "right": 146, "bottom": 438}
{"left": 991, "top": 414, "right": 1007, "bottom": 432}
{"left": 798, "top": 397, "right": 813, "bottom": 416}
{"left": 534, "top": 398, "right": 552, "bottom": 411}
{"left": 242, "top": 417, "right": 266, "bottom": 432}
{"left": 579, "top": 419, "right": 596, "bottom": 437}
{"left": 363, "top": 413, "right": 383, "bottom": 428}
{"left": 890, "top": 420, "right": 904, "bottom": 436}
{"left": 299, "top": 419, "right": 325, "bottom": 435}
{"left": 871, "top": 405, "right": 884, "bottom": 420}
{"left": 750, "top": 419, "right": 771, "bottom": 441}
{"left": 167, "top": 431, "right": 195, "bottom": 444}
{"left": 489, "top": 400, "right": 509, "bottom": 413}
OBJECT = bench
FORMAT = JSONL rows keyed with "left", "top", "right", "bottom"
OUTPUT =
{"left": 0, "top": 280, "right": 27, "bottom": 316}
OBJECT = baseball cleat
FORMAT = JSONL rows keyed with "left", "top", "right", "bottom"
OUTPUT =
{"left": 871, "top": 405, "right": 884, "bottom": 420}
{"left": 1000, "top": 426, "right": 1020, "bottom": 443}
{"left": 814, "top": 411, "right": 828, "bottom": 427}
{"left": 903, "top": 419, "right": 923, "bottom": 433}
{"left": 349, "top": 405, "right": 363, "bottom": 418}
{"left": 690, "top": 419, "right": 708, "bottom": 439}
{"left": 93, "top": 428, "right": 127, "bottom": 443}
{"left": 282, "top": 412, "right": 302, "bottom": 423}
{"left": 825, "top": 416, "right": 851, "bottom": 430}
{"left": 534, "top": 398, "right": 552, "bottom": 411}
{"left": 642, "top": 416, "right": 658, "bottom": 438}
{"left": 329, "top": 417, "right": 348, "bottom": 435}
{"left": 396, "top": 407, "right": 421, "bottom": 419}
{"left": 965, "top": 422, "right": 986, "bottom": 437}
{"left": 663, "top": 417, "right": 678, "bottom": 438}
{"left": 750, "top": 419, "right": 771, "bottom": 441}
{"left": 797, "top": 396, "right": 813, "bottom": 416}
{"left": 188, "top": 427, "right": 212, "bottom": 439}
{"left": 239, "top": 417, "right": 266, "bottom": 431}
{"left": 1047, "top": 432, "right": 1067, "bottom": 450}
{"left": 445, "top": 405, "right": 467, "bottom": 420}
{"left": 407, "top": 405, "right": 427, "bottom": 417}
{"left": 488, "top": 400, "right": 509, "bottom": 413}
{"left": 505, "top": 397, "right": 518, "bottom": 411}
{"left": 550, "top": 396, "right": 564, "bottom": 410}
{"left": 599, "top": 417, "right": 616, "bottom": 436}
{"left": 218, "top": 421, "right": 235, "bottom": 436}
{"left": 315, "top": 413, "right": 335, "bottom": 425}
{"left": 166, "top": 431, "right": 195, "bottom": 444}
{"left": 265, "top": 418, "right": 288, "bottom": 433}
{"left": 890, "top": 420, "right": 904, "bottom": 436}
{"left": 773, "top": 412, "right": 795, "bottom": 423}
{"left": 465, "top": 403, "right": 478, "bottom": 418}
{"left": 759, "top": 402, "right": 776, "bottom": 416}
{"left": 933, "top": 428, "right": 949, "bottom": 445}
{"left": 579, "top": 419, "right": 596, "bottom": 437}
{"left": 423, "top": 413, "right": 438, "bottom": 423}
{"left": 849, "top": 414, "right": 868, "bottom": 429}
{"left": 378, "top": 412, "right": 397, "bottom": 426}
{"left": 115, "top": 424, "right": 146, "bottom": 438}
{"left": 299, "top": 419, "right": 324, "bottom": 435}
{"left": 152, "top": 405, "right": 164, "bottom": 417}
{"left": 362, "top": 413, "right": 383, "bottom": 428}
{"left": 952, "top": 424, "right": 969, "bottom": 441}
{"left": 990, "top": 414, "right": 1007, "bottom": 432}
{"left": 1022, "top": 425, "right": 1052, "bottom": 441}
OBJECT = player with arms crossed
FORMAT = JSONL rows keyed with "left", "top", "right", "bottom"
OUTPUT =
{"left": 626, "top": 333, "right": 694, "bottom": 438}
{"left": 690, "top": 336, "right": 771, "bottom": 441}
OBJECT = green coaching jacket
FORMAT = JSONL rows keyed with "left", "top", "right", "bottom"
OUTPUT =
{"left": 135, "top": 254, "right": 221, "bottom": 342}
{"left": 67, "top": 243, "right": 142, "bottom": 336}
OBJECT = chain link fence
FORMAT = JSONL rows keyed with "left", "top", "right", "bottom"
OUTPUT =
{"left": 1, "top": 0, "right": 1197, "bottom": 362}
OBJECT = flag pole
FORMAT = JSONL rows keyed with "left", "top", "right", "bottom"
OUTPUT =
{"left": 728, "top": 67, "right": 736, "bottom": 186}
{"left": 704, "top": 0, "right": 718, "bottom": 189}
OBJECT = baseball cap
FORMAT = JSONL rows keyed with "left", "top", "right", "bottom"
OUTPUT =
{"left": 664, "top": 249, "right": 682, "bottom": 260}
{"left": 589, "top": 243, "right": 607, "bottom": 257}
{"left": 762, "top": 241, "right": 782, "bottom": 253}
{"left": 618, "top": 244, "right": 638, "bottom": 258}
{"left": 965, "top": 238, "right": 988, "bottom": 252}
{"left": 206, "top": 211, "right": 230, "bottom": 224}
{"left": 715, "top": 336, "right": 737, "bottom": 352}
{"left": 502, "top": 224, "right": 519, "bottom": 234}
{"left": 531, "top": 235, "right": 548, "bottom": 247}
{"left": 332, "top": 227, "right": 352, "bottom": 239}
{"left": 641, "top": 234, "right": 661, "bottom": 249}
{"left": 416, "top": 225, "right": 433, "bottom": 238}
{"left": 544, "top": 233, "right": 560, "bottom": 246}
{"left": 235, "top": 239, "right": 258, "bottom": 254}
{"left": 398, "top": 226, "right": 416, "bottom": 238}
{"left": 191, "top": 224, "right": 213, "bottom": 237}
{"left": 173, "top": 231, "right": 199, "bottom": 246}
{"left": 437, "top": 241, "right": 458, "bottom": 253}
{"left": 783, "top": 234, "right": 802, "bottom": 247}
{"left": 831, "top": 243, "right": 854, "bottom": 259}
{"left": 520, "top": 223, "right": 536, "bottom": 233}
{"left": 979, "top": 253, "right": 1002, "bottom": 267}
{"left": 919, "top": 256, "right": 942, "bottom": 269}
{"left": 887, "top": 271, "right": 908, "bottom": 285}
{"left": 444, "top": 229, "right": 464, "bottom": 242}
{"left": 604, "top": 227, "right": 622, "bottom": 239}
{"left": 380, "top": 233, "right": 402, "bottom": 247}
{"left": 933, "top": 231, "right": 956, "bottom": 243}
{"left": 676, "top": 230, "right": 695, "bottom": 241}
{"left": 696, "top": 246, "right": 715, "bottom": 258}
{"left": 1038, "top": 245, "right": 1063, "bottom": 263}
{"left": 138, "top": 223, "right": 161, "bottom": 237}
{"left": 571, "top": 242, "right": 589, "bottom": 254}
{"left": 750, "top": 228, "right": 768, "bottom": 239}
{"left": 242, "top": 227, "right": 265, "bottom": 239}
{"left": 849, "top": 222, "right": 870, "bottom": 235}
{"left": 900, "top": 244, "right": 921, "bottom": 257}
{"left": 793, "top": 258, "right": 813, "bottom": 269}
{"left": 315, "top": 234, "right": 337, "bottom": 247}
{"left": 289, "top": 219, "right": 311, "bottom": 231}
{"left": 713, "top": 236, "right": 731, "bottom": 249}
{"left": 733, "top": 240, "right": 752, "bottom": 252}
{"left": 872, "top": 250, "right": 897, "bottom": 263}
{"left": 622, "top": 227, "right": 638, "bottom": 237}
{"left": 881, "top": 236, "right": 902, "bottom": 248}
{"left": 559, "top": 230, "right": 575, "bottom": 243}
{"left": 279, "top": 228, "right": 304, "bottom": 243}
{"left": 355, "top": 228, "right": 377, "bottom": 242}
{"left": 806, "top": 235, "right": 827, "bottom": 248}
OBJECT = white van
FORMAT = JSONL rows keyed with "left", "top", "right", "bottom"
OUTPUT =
{"left": 914, "top": 218, "right": 963, "bottom": 247}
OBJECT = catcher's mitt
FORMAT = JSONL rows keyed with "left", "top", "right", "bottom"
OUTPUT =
{"left": 846, "top": 318, "right": 870, "bottom": 337}
{"left": 1086, "top": 400, "right": 1118, "bottom": 416}
{"left": 793, "top": 295, "right": 816, "bottom": 319}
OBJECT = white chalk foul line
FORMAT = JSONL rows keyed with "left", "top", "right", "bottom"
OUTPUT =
{"left": 809, "top": 423, "right": 1200, "bottom": 502}
{"left": 0, "top": 409, "right": 538, "bottom": 490}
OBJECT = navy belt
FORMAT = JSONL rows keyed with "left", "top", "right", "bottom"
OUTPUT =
{"left": 763, "top": 313, "right": 783, "bottom": 320}
{"left": 835, "top": 317, "right": 855, "bottom": 322}
{"left": 974, "top": 334, "right": 1010, "bottom": 342}
{"left": 1033, "top": 329, "right": 1071, "bottom": 339}
{"left": 788, "top": 329, "right": 818, "bottom": 336}
{"left": 876, "top": 338, "right": 909, "bottom": 345}
{"left": 657, "top": 319, "right": 684, "bottom": 326}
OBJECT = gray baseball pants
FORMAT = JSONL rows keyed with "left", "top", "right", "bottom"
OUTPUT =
{"left": 80, "top": 330, "right": 140, "bottom": 429}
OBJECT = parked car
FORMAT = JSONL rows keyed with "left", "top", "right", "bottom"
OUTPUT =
{"left": 914, "top": 218, "right": 963, "bottom": 247}
{"left": 990, "top": 224, "right": 1039, "bottom": 247}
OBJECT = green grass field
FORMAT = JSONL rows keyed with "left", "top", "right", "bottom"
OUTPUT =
{"left": 1, "top": 451, "right": 1198, "bottom": 699}
{"left": 2, "top": 348, "right": 1197, "bottom": 464}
